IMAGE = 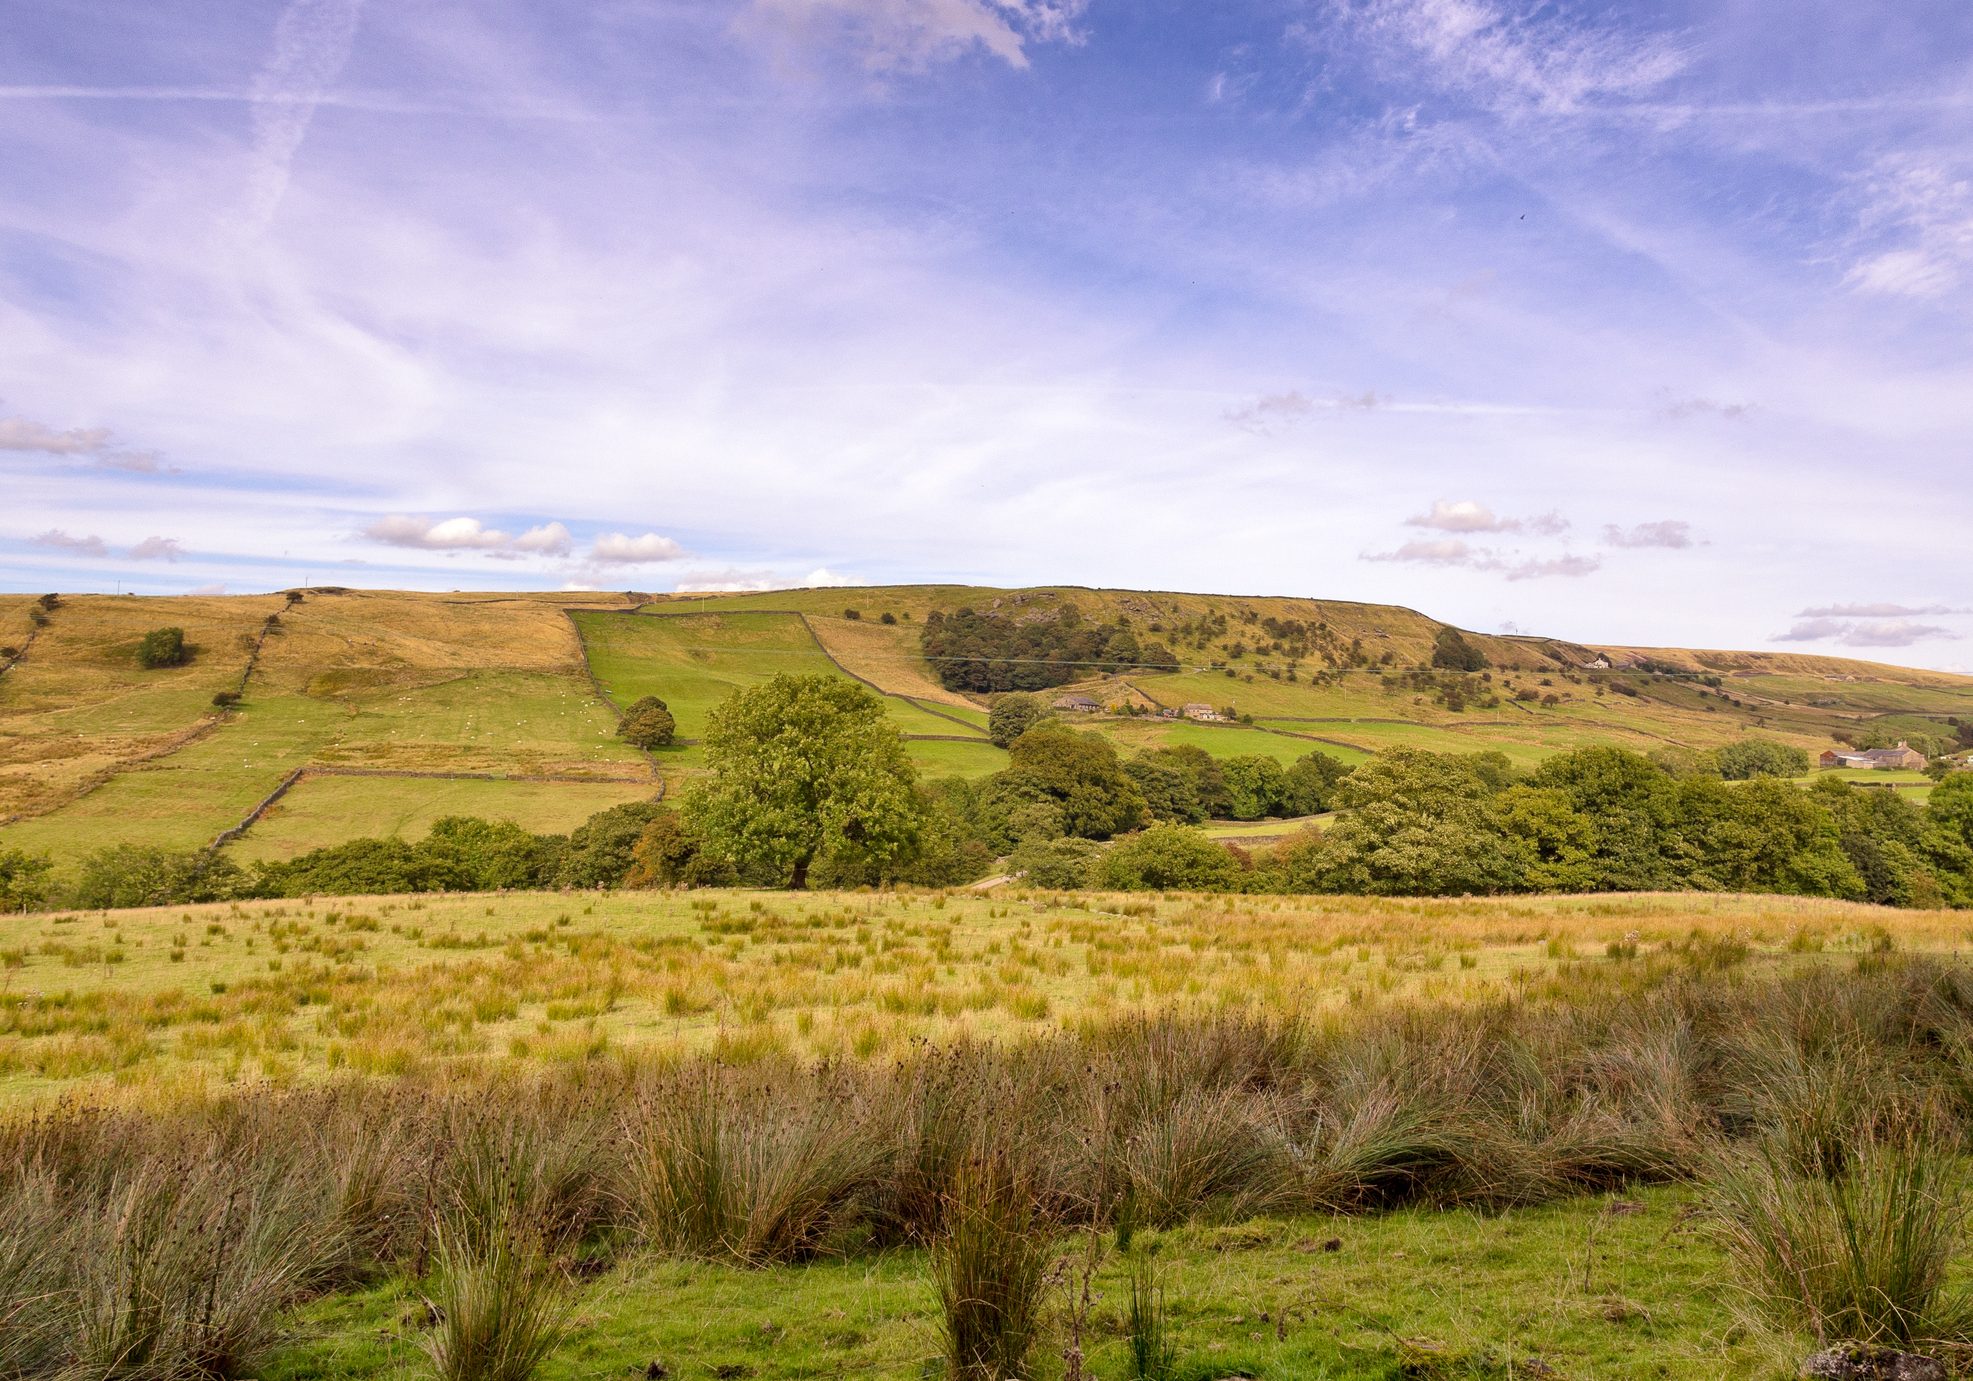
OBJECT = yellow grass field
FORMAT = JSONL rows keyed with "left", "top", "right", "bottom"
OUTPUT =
{"left": 1, "top": 887, "right": 1959, "bottom": 1108}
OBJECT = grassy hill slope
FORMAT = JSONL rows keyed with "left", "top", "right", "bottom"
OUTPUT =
{"left": 3, "top": 584, "right": 1967, "bottom": 871}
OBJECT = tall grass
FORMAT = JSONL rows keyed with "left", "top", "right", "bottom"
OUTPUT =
{"left": 423, "top": 1217, "right": 575, "bottom": 1381}
{"left": 1711, "top": 1128, "right": 1971, "bottom": 1348}
{"left": 7, "top": 958, "right": 1973, "bottom": 1373}
{"left": 1124, "top": 1252, "right": 1177, "bottom": 1381}
{"left": 931, "top": 1156, "right": 1053, "bottom": 1381}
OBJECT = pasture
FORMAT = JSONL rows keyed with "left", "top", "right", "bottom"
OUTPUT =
{"left": 0, "top": 887, "right": 1955, "bottom": 1107}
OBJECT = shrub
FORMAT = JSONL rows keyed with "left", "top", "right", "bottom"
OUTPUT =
{"left": 137, "top": 626, "right": 188, "bottom": 668}
{"left": 932, "top": 1157, "right": 1052, "bottom": 1381}
{"left": 423, "top": 1221, "right": 574, "bottom": 1381}
{"left": 212, "top": 690, "right": 242, "bottom": 708}
{"left": 1098, "top": 826, "right": 1243, "bottom": 892}
{"left": 617, "top": 695, "right": 676, "bottom": 750}
{"left": 1010, "top": 836, "right": 1101, "bottom": 889}
{"left": 1709, "top": 1131, "right": 1970, "bottom": 1347}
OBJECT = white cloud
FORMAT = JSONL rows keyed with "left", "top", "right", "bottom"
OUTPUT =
{"left": 28, "top": 529, "right": 109, "bottom": 557}
{"left": 1365, "top": 536, "right": 1483, "bottom": 566}
{"left": 128, "top": 536, "right": 184, "bottom": 561}
{"left": 590, "top": 532, "right": 686, "bottom": 564}
{"left": 363, "top": 515, "right": 515, "bottom": 551}
{"left": 1408, "top": 499, "right": 1515, "bottom": 533}
{"left": 741, "top": 0, "right": 1087, "bottom": 73}
{"left": 1843, "top": 154, "right": 1973, "bottom": 300}
{"left": 1504, "top": 554, "right": 1598, "bottom": 580}
{"left": 190, "top": 582, "right": 227, "bottom": 595}
{"left": 512, "top": 522, "right": 573, "bottom": 556}
{"left": 1604, "top": 520, "right": 1695, "bottom": 549}
{"left": 800, "top": 567, "right": 863, "bottom": 587}
{"left": 672, "top": 567, "right": 784, "bottom": 593}
{"left": 0, "top": 417, "right": 113, "bottom": 454}
{"left": 1364, "top": 536, "right": 1596, "bottom": 579}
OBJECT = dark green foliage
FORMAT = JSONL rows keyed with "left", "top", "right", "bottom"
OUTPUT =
{"left": 0, "top": 848, "right": 53, "bottom": 912}
{"left": 1283, "top": 750, "right": 1351, "bottom": 814}
{"left": 72, "top": 847, "right": 244, "bottom": 908}
{"left": 683, "top": 675, "right": 927, "bottom": 888}
{"left": 922, "top": 605, "right": 1179, "bottom": 694}
{"left": 1710, "top": 737, "right": 1812, "bottom": 780}
{"left": 559, "top": 801, "right": 668, "bottom": 888}
{"left": 257, "top": 816, "right": 568, "bottom": 897}
{"left": 1098, "top": 826, "right": 1244, "bottom": 891}
{"left": 1430, "top": 626, "right": 1487, "bottom": 672}
{"left": 136, "top": 626, "right": 188, "bottom": 669}
{"left": 1218, "top": 755, "right": 1290, "bottom": 821}
{"left": 211, "top": 690, "right": 242, "bottom": 708}
{"left": 990, "top": 724, "right": 1145, "bottom": 841}
{"left": 1318, "top": 750, "right": 1530, "bottom": 896}
{"left": 988, "top": 693, "right": 1049, "bottom": 748}
{"left": 1009, "top": 835, "right": 1102, "bottom": 888}
{"left": 623, "top": 807, "right": 735, "bottom": 888}
{"left": 616, "top": 695, "right": 676, "bottom": 750}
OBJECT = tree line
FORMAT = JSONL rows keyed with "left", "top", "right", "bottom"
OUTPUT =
{"left": 5, "top": 674, "right": 1969, "bottom": 911}
{"left": 920, "top": 605, "right": 1179, "bottom": 693}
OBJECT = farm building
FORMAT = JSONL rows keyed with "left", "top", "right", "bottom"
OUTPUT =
{"left": 1819, "top": 741, "right": 1928, "bottom": 771}
{"left": 1052, "top": 694, "right": 1101, "bottom": 713}
{"left": 1180, "top": 703, "right": 1224, "bottom": 722}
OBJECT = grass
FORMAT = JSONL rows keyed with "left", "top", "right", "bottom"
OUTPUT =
{"left": 223, "top": 774, "right": 660, "bottom": 865}
{"left": 261, "top": 1185, "right": 1766, "bottom": 1380}
{"left": 0, "top": 888, "right": 1963, "bottom": 1107}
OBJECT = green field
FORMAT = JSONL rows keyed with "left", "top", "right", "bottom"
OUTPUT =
{"left": 224, "top": 773, "right": 660, "bottom": 864}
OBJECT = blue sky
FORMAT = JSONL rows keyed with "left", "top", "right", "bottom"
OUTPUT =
{"left": 3, "top": 0, "right": 1970, "bottom": 668}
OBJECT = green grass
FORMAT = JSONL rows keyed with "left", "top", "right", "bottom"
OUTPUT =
{"left": 574, "top": 611, "right": 986, "bottom": 753}
{"left": 1091, "top": 718, "right": 1365, "bottom": 766}
{"left": 1202, "top": 815, "right": 1330, "bottom": 839}
{"left": 906, "top": 737, "right": 1009, "bottom": 778}
{"left": 224, "top": 775, "right": 661, "bottom": 864}
{"left": 263, "top": 1185, "right": 1765, "bottom": 1380}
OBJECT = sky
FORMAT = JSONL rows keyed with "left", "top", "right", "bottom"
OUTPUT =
{"left": 2, "top": 0, "right": 1970, "bottom": 669}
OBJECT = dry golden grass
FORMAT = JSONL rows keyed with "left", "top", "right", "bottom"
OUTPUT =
{"left": 1, "top": 887, "right": 1961, "bottom": 1110}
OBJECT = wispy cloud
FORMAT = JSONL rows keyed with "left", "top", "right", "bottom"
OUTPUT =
{"left": 1775, "top": 617, "right": 1960, "bottom": 648}
{"left": 242, "top": 0, "right": 367, "bottom": 233}
{"left": 128, "top": 537, "right": 185, "bottom": 562}
{"left": 1363, "top": 537, "right": 1597, "bottom": 579}
{"left": 28, "top": 529, "right": 110, "bottom": 557}
{"left": 1654, "top": 394, "right": 1752, "bottom": 421}
{"left": 1843, "top": 152, "right": 1973, "bottom": 300}
{"left": 740, "top": 0, "right": 1088, "bottom": 72}
{"left": 1317, "top": 0, "right": 1687, "bottom": 119}
{"left": 0, "top": 415, "right": 171, "bottom": 472}
{"left": 1799, "top": 601, "right": 1969, "bottom": 619}
{"left": 1407, "top": 498, "right": 1568, "bottom": 534}
{"left": 1603, "top": 520, "right": 1696, "bottom": 549}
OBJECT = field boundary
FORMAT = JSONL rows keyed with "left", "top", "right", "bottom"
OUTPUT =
{"left": 560, "top": 608, "right": 665, "bottom": 780}
{"left": 0, "top": 624, "right": 40, "bottom": 680}
{"left": 210, "top": 764, "right": 663, "bottom": 853}
{"left": 574, "top": 606, "right": 993, "bottom": 742}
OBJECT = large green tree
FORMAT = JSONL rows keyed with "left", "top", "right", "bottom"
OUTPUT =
{"left": 990, "top": 723, "right": 1146, "bottom": 841}
{"left": 684, "top": 675, "right": 925, "bottom": 888}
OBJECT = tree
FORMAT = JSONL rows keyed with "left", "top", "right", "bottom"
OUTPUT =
{"left": 73, "top": 847, "right": 242, "bottom": 908}
{"left": 1282, "top": 751, "right": 1351, "bottom": 815}
{"left": 624, "top": 807, "right": 733, "bottom": 888}
{"left": 994, "top": 723, "right": 1145, "bottom": 840}
{"left": 1319, "top": 749, "right": 1527, "bottom": 896}
{"left": 1530, "top": 747, "right": 1681, "bottom": 890}
{"left": 1710, "top": 738, "right": 1811, "bottom": 781}
{"left": 618, "top": 695, "right": 677, "bottom": 750}
{"left": 683, "top": 675, "right": 925, "bottom": 888}
{"left": 137, "top": 626, "right": 188, "bottom": 669}
{"left": 1219, "top": 755, "right": 1289, "bottom": 820}
{"left": 1125, "top": 752, "right": 1205, "bottom": 823}
{"left": 1010, "top": 835, "right": 1102, "bottom": 888}
{"left": 1098, "top": 825, "right": 1244, "bottom": 892}
{"left": 560, "top": 800, "right": 669, "bottom": 888}
{"left": 1430, "top": 627, "right": 1487, "bottom": 672}
{"left": 0, "top": 848, "right": 52, "bottom": 912}
{"left": 988, "top": 693, "right": 1049, "bottom": 748}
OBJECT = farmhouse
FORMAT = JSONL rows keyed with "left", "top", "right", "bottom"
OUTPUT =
{"left": 1180, "top": 703, "right": 1224, "bottom": 722}
{"left": 1052, "top": 693, "right": 1101, "bottom": 713}
{"left": 1819, "top": 741, "right": 1928, "bottom": 771}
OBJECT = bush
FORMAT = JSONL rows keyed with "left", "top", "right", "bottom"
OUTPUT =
{"left": 72, "top": 847, "right": 243, "bottom": 909}
{"left": 932, "top": 1157, "right": 1051, "bottom": 1381}
{"left": 988, "top": 693, "right": 1049, "bottom": 749}
{"left": 617, "top": 695, "right": 676, "bottom": 750}
{"left": 137, "top": 626, "right": 188, "bottom": 668}
{"left": 1710, "top": 1132, "right": 1970, "bottom": 1346}
{"left": 1010, "top": 835, "right": 1101, "bottom": 888}
{"left": 212, "top": 690, "right": 242, "bottom": 708}
{"left": 424, "top": 1223, "right": 574, "bottom": 1381}
{"left": 1430, "top": 627, "right": 1487, "bottom": 672}
{"left": 1099, "top": 826, "right": 1243, "bottom": 892}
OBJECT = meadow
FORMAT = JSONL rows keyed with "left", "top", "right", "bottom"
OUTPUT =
{"left": 8, "top": 888, "right": 1973, "bottom": 1381}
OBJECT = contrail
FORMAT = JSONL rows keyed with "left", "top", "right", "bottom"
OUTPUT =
{"left": 241, "top": 0, "right": 367, "bottom": 234}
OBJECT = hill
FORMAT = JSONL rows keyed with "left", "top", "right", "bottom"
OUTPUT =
{"left": 3, "top": 583, "right": 1969, "bottom": 873}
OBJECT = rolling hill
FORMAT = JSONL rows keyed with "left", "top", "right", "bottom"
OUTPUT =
{"left": 3, "top": 583, "right": 1968, "bottom": 874}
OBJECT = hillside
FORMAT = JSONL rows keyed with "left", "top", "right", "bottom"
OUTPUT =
{"left": 3, "top": 583, "right": 1969, "bottom": 872}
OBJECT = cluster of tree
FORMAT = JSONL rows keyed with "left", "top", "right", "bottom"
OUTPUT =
{"left": 920, "top": 605, "right": 1178, "bottom": 693}
{"left": 617, "top": 695, "right": 676, "bottom": 749}
{"left": 1431, "top": 626, "right": 1490, "bottom": 672}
